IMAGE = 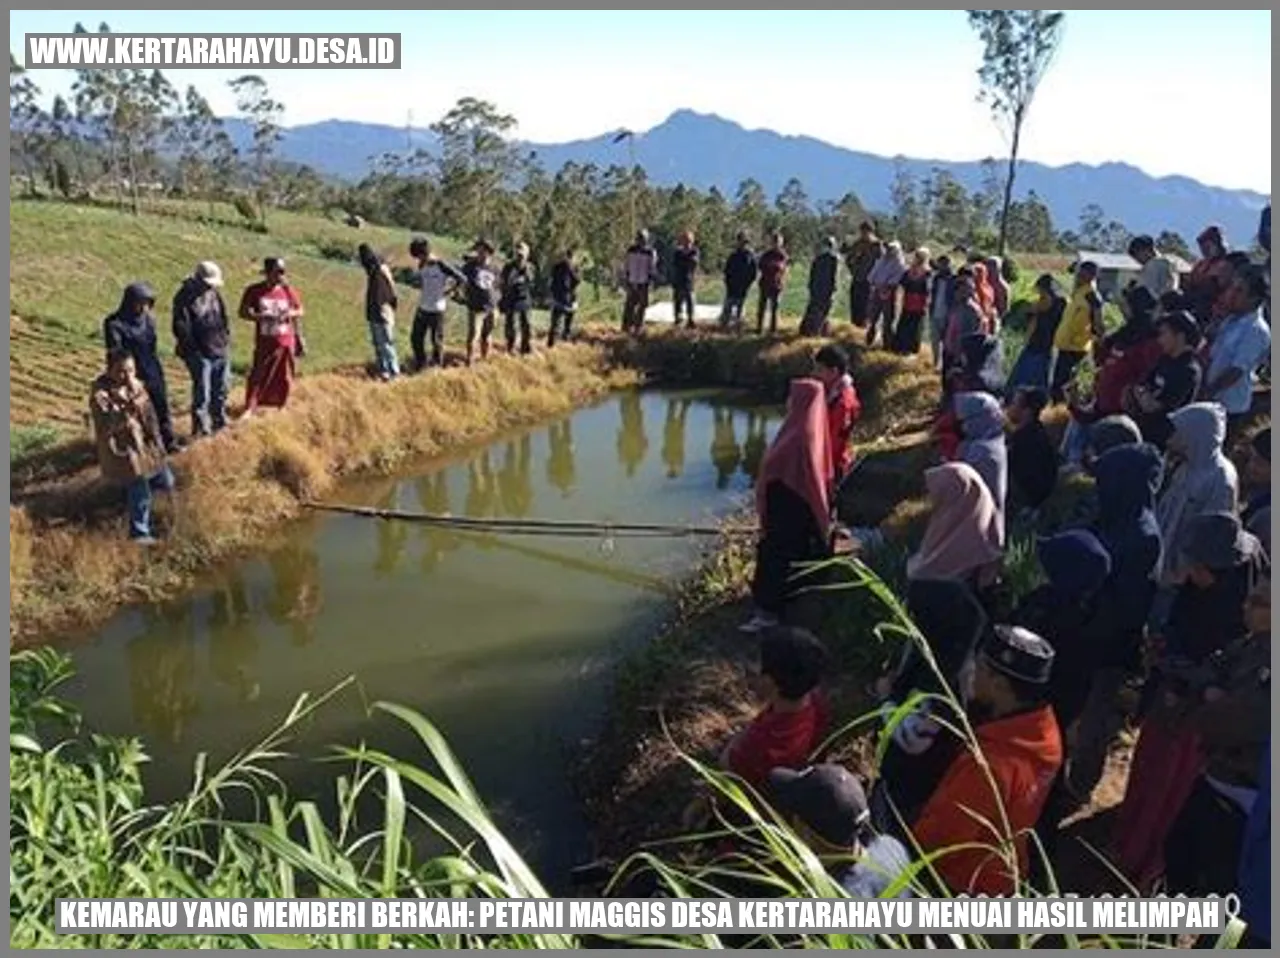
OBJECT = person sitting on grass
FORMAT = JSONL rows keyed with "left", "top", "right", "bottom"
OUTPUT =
{"left": 1163, "top": 575, "right": 1271, "bottom": 899}
{"left": 89, "top": 349, "right": 176, "bottom": 545}
{"left": 812, "top": 344, "right": 862, "bottom": 491}
{"left": 1242, "top": 427, "right": 1271, "bottom": 531}
{"left": 741, "top": 379, "right": 834, "bottom": 634}
{"left": 720, "top": 626, "right": 831, "bottom": 790}
{"left": 1005, "top": 386, "right": 1058, "bottom": 516}
{"left": 767, "top": 764, "right": 912, "bottom": 898}
{"left": 909, "top": 625, "right": 1063, "bottom": 896}
{"left": 1125, "top": 310, "right": 1202, "bottom": 450}
{"left": 934, "top": 332, "right": 1004, "bottom": 462}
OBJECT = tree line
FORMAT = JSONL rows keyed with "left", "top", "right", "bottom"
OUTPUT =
{"left": 11, "top": 17, "right": 1197, "bottom": 284}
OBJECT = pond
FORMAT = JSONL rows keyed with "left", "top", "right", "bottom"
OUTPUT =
{"left": 56, "top": 388, "right": 780, "bottom": 885}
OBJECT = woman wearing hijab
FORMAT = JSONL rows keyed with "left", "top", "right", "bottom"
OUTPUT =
{"left": 102, "top": 282, "right": 179, "bottom": 453}
{"left": 1114, "top": 511, "right": 1266, "bottom": 891}
{"left": 1067, "top": 443, "right": 1165, "bottom": 803}
{"left": 934, "top": 335, "right": 1005, "bottom": 463}
{"left": 871, "top": 463, "right": 1003, "bottom": 829}
{"left": 954, "top": 392, "right": 1009, "bottom": 530}
{"left": 1155, "top": 403, "right": 1239, "bottom": 586}
{"left": 1185, "top": 225, "right": 1234, "bottom": 327}
{"left": 941, "top": 267, "right": 984, "bottom": 379}
{"left": 866, "top": 240, "right": 907, "bottom": 348}
{"left": 741, "top": 379, "right": 834, "bottom": 634}
{"left": 891, "top": 247, "right": 932, "bottom": 356}
{"left": 358, "top": 243, "right": 400, "bottom": 381}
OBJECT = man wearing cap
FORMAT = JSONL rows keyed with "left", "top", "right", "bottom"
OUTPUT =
{"left": 620, "top": 229, "right": 658, "bottom": 333}
{"left": 910, "top": 625, "right": 1063, "bottom": 896}
{"left": 173, "top": 261, "right": 231, "bottom": 438}
{"left": 239, "top": 257, "right": 305, "bottom": 413}
{"left": 768, "top": 764, "right": 913, "bottom": 898}
{"left": 499, "top": 241, "right": 536, "bottom": 356}
{"left": 103, "top": 281, "right": 180, "bottom": 453}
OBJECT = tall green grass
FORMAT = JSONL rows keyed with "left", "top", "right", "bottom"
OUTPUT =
{"left": 10, "top": 559, "right": 1247, "bottom": 949}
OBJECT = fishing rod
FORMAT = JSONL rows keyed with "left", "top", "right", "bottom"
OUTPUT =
{"left": 301, "top": 501, "right": 733, "bottom": 538}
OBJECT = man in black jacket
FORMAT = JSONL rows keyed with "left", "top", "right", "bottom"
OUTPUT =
{"left": 172, "top": 261, "right": 231, "bottom": 438}
{"left": 721, "top": 231, "right": 758, "bottom": 329}
{"left": 547, "top": 248, "right": 580, "bottom": 347}
{"left": 500, "top": 241, "right": 535, "bottom": 355}
{"left": 799, "top": 237, "right": 840, "bottom": 336}
{"left": 670, "top": 230, "right": 700, "bottom": 329}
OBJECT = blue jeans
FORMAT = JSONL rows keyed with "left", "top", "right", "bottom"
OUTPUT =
{"left": 369, "top": 320, "right": 400, "bottom": 378}
{"left": 186, "top": 354, "right": 229, "bottom": 436}
{"left": 127, "top": 465, "right": 175, "bottom": 539}
{"left": 1060, "top": 417, "right": 1090, "bottom": 466}
{"left": 1007, "top": 347, "right": 1051, "bottom": 396}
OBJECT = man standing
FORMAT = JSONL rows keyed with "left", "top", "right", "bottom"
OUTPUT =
{"left": 670, "top": 230, "right": 700, "bottom": 329}
{"left": 103, "top": 282, "right": 181, "bottom": 453}
{"left": 1128, "top": 235, "right": 1178, "bottom": 302}
{"left": 721, "top": 231, "right": 758, "bottom": 330}
{"left": 1205, "top": 267, "right": 1272, "bottom": 440}
{"left": 462, "top": 239, "right": 499, "bottom": 365}
{"left": 89, "top": 350, "right": 175, "bottom": 544}
{"left": 409, "top": 237, "right": 464, "bottom": 371}
{"left": 621, "top": 229, "right": 659, "bottom": 333}
{"left": 547, "top": 247, "right": 581, "bottom": 347}
{"left": 799, "top": 237, "right": 840, "bottom": 337}
{"left": 357, "top": 243, "right": 400, "bottom": 381}
{"left": 172, "top": 260, "right": 230, "bottom": 439}
{"left": 844, "top": 221, "right": 880, "bottom": 328}
{"left": 1052, "top": 261, "right": 1104, "bottom": 403}
{"left": 756, "top": 231, "right": 789, "bottom": 335}
{"left": 500, "top": 241, "right": 536, "bottom": 355}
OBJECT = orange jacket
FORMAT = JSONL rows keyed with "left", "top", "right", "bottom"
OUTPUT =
{"left": 912, "top": 705, "right": 1063, "bottom": 895}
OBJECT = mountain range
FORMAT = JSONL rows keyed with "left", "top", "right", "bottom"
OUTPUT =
{"left": 224, "top": 108, "right": 1269, "bottom": 248}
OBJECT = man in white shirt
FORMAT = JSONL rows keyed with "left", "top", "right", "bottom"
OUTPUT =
{"left": 1128, "top": 235, "right": 1178, "bottom": 302}
{"left": 409, "top": 237, "right": 465, "bottom": 371}
{"left": 1206, "top": 266, "right": 1272, "bottom": 438}
{"left": 620, "top": 229, "right": 658, "bottom": 333}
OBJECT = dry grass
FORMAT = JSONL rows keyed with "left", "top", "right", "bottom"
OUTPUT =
{"left": 9, "top": 343, "right": 634, "bottom": 645}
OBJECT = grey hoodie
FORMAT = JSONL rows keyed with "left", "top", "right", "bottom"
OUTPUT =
{"left": 1155, "top": 402, "right": 1239, "bottom": 582}
{"left": 956, "top": 391, "right": 1009, "bottom": 528}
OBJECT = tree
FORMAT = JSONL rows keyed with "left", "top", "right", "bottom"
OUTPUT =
{"left": 967, "top": 9, "right": 1065, "bottom": 256}
{"left": 430, "top": 97, "right": 522, "bottom": 239}
{"left": 1156, "top": 229, "right": 1193, "bottom": 261}
{"left": 774, "top": 177, "right": 813, "bottom": 252}
{"left": 889, "top": 159, "right": 926, "bottom": 250}
{"left": 1077, "top": 203, "right": 1105, "bottom": 249}
{"left": 1004, "top": 190, "right": 1056, "bottom": 252}
{"left": 228, "top": 74, "right": 284, "bottom": 223}
{"left": 1099, "top": 219, "right": 1132, "bottom": 254}
{"left": 171, "top": 85, "right": 237, "bottom": 211}
{"left": 9, "top": 54, "right": 47, "bottom": 195}
{"left": 924, "top": 168, "right": 972, "bottom": 245}
{"left": 733, "top": 178, "right": 769, "bottom": 240}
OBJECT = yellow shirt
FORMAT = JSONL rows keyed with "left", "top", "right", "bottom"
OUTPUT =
{"left": 1055, "top": 283, "right": 1100, "bottom": 353}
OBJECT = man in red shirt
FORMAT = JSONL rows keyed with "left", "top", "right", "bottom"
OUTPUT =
{"left": 910, "top": 625, "right": 1063, "bottom": 896}
{"left": 756, "top": 231, "right": 790, "bottom": 335}
{"left": 813, "top": 344, "right": 862, "bottom": 489}
{"left": 722, "top": 626, "right": 831, "bottom": 789}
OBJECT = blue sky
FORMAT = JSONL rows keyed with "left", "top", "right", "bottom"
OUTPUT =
{"left": 11, "top": 9, "right": 1272, "bottom": 192}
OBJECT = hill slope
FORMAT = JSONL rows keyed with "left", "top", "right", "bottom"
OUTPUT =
{"left": 225, "top": 110, "right": 1268, "bottom": 246}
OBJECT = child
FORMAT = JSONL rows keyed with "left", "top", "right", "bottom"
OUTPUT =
{"left": 767, "top": 764, "right": 913, "bottom": 898}
{"left": 721, "top": 626, "right": 831, "bottom": 789}
{"left": 813, "top": 344, "right": 862, "bottom": 489}
{"left": 1005, "top": 386, "right": 1058, "bottom": 514}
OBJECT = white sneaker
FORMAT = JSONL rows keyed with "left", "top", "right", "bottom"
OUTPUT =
{"left": 738, "top": 611, "right": 779, "bottom": 634}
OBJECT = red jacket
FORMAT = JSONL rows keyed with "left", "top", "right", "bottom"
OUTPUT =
{"left": 912, "top": 705, "right": 1063, "bottom": 895}
{"left": 1092, "top": 337, "right": 1162, "bottom": 416}
{"left": 725, "top": 690, "right": 831, "bottom": 788}
{"left": 827, "top": 377, "right": 862, "bottom": 478}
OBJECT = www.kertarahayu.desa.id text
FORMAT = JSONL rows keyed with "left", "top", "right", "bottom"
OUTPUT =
{"left": 24, "top": 34, "right": 400, "bottom": 69}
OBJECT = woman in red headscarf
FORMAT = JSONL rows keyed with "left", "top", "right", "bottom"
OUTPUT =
{"left": 741, "top": 378, "right": 835, "bottom": 633}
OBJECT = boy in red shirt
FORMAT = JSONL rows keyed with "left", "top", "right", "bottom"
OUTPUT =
{"left": 722, "top": 626, "right": 832, "bottom": 789}
{"left": 813, "top": 344, "right": 862, "bottom": 488}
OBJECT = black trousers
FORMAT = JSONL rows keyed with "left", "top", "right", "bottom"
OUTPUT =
{"left": 548, "top": 307, "right": 574, "bottom": 346}
{"left": 799, "top": 294, "right": 832, "bottom": 336}
{"left": 672, "top": 284, "right": 695, "bottom": 326}
{"left": 622, "top": 284, "right": 649, "bottom": 331}
{"left": 504, "top": 307, "right": 532, "bottom": 355}
{"left": 850, "top": 279, "right": 871, "bottom": 326}
{"left": 1051, "top": 350, "right": 1086, "bottom": 403}
{"left": 757, "top": 288, "right": 781, "bottom": 333}
{"left": 411, "top": 309, "right": 444, "bottom": 369}
{"left": 141, "top": 372, "right": 176, "bottom": 450}
{"left": 1164, "top": 775, "right": 1248, "bottom": 897}
{"left": 867, "top": 293, "right": 896, "bottom": 347}
{"left": 893, "top": 310, "right": 924, "bottom": 355}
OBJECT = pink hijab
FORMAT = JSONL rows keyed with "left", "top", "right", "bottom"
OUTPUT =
{"left": 906, "top": 462, "right": 1004, "bottom": 583}
{"left": 756, "top": 378, "right": 833, "bottom": 534}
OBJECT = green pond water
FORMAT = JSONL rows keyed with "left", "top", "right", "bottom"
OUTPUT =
{"left": 57, "top": 388, "right": 779, "bottom": 884}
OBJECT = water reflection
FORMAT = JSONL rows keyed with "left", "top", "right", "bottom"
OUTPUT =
{"left": 661, "top": 398, "right": 692, "bottom": 479}
{"left": 127, "top": 603, "right": 198, "bottom": 745}
{"left": 546, "top": 420, "right": 576, "bottom": 497}
{"left": 499, "top": 436, "right": 535, "bottom": 519}
{"left": 267, "top": 527, "right": 322, "bottom": 648}
{"left": 710, "top": 407, "right": 743, "bottom": 490}
{"left": 416, "top": 471, "right": 459, "bottom": 572}
{"left": 374, "top": 485, "right": 410, "bottom": 578}
{"left": 208, "top": 573, "right": 261, "bottom": 705}
{"left": 742, "top": 409, "right": 769, "bottom": 480}
{"left": 617, "top": 392, "right": 649, "bottom": 478}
